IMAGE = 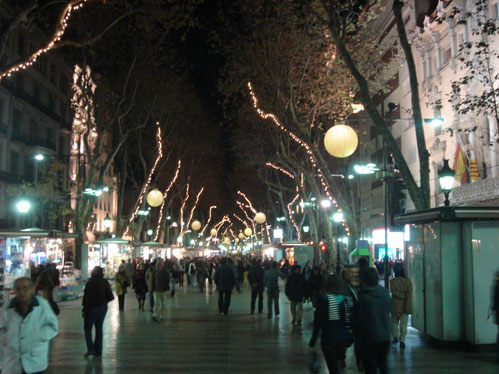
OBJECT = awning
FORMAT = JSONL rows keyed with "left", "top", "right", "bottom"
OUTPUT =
{"left": 95, "top": 238, "right": 131, "bottom": 245}
{"left": 141, "top": 241, "right": 163, "bottom": 247}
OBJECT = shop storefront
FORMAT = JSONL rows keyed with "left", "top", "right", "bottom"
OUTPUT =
{"left": 90, "top": 238, "right": 133, "bottom": 278}
{"left": 0, "top": 228, "right": 78, "bottom": 305}
{"left": 136, "top": 241, "right": 165, "bottom": 260}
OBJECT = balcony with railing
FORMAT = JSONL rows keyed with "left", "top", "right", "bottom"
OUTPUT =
{"left": 451, "top": 176, "right": 499, "bottom": 206}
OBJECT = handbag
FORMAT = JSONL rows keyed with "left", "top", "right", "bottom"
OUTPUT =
{"left": 106, "top": 284, "right": 115, "bottom": 302}
{"left": 308, "top": 350, "right": 320, "bottom": 373}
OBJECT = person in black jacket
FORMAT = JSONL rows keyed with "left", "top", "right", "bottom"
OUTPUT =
{"left": 285, "top": 265, "right": 307, "bottom": 325}
{"left": 214, "top": 257, "right": 236, "bottom": 315}
{"left": 82, "top": 266, "right": 114, "bottom": 357}
{"left": 354, "top": 267, "right": 391, "bottom": 374}
{"left": 307, "top": 267, "right": 324, "bottom": 307}
{"left": 309, "top": 275, "right": 353, "bottom": 374}
{"left": 248, "top": 259, "right": 265, "bottom": 314}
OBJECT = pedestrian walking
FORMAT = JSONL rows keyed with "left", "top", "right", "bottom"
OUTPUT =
{"left": 342, "top": 264, "right": 362, "bottom": 370}
{"left": 307, "top": 267, "right": 324, "bottom": 307}
{"left": 355, "top": 267, "right": 391, "bottom": 374}
{"left": 125, "top": 259, "right": 135, "bottom": 281}
{"left": 115, "top": 264, "right": 130, "bottom": 311}
{"left": 133, "top": 263, "right": 148, "bottom": 311}
{"left": 264, "top": 261, "right": 285, "bottom": 319}
{"left": 188, "top": 260, "right": 196, "bottom": 286}
{"left": 236, "top": 260, "right": 245, "bottom": 292}
{"left": 196, "top": 259, "right": 208, "bottom": 293}
{"left": 390, "top": 266, "right": 413, "bottom": 349}
{"left": 152, "top": 258, "right": 170, "bottom": 321}
{"left": 82, "top": 266, "right": 114, "bottom": 358}
{"left": 0, "top": 277, "right": 59, "bottom": 374}
{"left": 248, "top": 259, "right": 265, "bottom": 314}
{"left": 214, "top": 257, "right": 236, "bottom": 315}
{"left": 34, "top": 269, "right": 60, "bottom": 315}
{"left": 171, "top": 264, "right": 180, "bottom": 296}
{"left": 145, "top": 261, "right": 155, "bottom": 312}
{"left": 308, "top": 275, "right": 354, "bottom": 374}
{"left": 285, "top": 265, "right": 307, "bottom": 325}
{"left": 178, "top": 260, "right": 185, "bottom": 287}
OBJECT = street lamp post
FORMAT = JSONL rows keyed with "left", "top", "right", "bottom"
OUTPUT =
{"left": 33, "top": 153, "right": 44, "bottom": 188}
{"left": 103, "top": 213, "right": 112, "bottom": 238}
{"left": 438, "top": 159, "right": 455, "bottom": 207}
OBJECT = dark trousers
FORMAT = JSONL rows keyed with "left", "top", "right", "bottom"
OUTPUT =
{"left": 321, "top": 343, "right": 347, "bottom": 374}
{"left": 149, "top": 292, "right": 154, "bottom": 310}
{"left": 84, "top": 305, "right": 108, "bottom": 355}
{"left": 250, "top": 287, "right": 263, "bottom": 313}
{"left": 361, "top": 341, "right": 390, "bottom": 374}
{"left": 218, "top": 290, "right": 232, "bottom": 314}
{"left": 267, "top": 287, "right": 279, "bottom": 316}
{"left": 118, "top": 294, "right": 125, "bottom": 310}
{"left": 178, "top": 271, "right": 184, "bottom": 286}
{"left": 197, "top": 275, "right": 206, "bottom": 292}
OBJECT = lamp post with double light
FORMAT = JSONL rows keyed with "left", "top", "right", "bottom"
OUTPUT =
{"left": 103, "top": 213, "right": 112, "bottom": 238}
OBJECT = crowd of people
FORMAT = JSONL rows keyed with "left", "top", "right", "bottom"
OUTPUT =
{"left": 1, "top": 254, "right": 497, "bottom": 374}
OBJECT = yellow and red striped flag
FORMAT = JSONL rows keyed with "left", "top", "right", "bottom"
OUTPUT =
{"left": 453, "top": 143, "right": 468, "bottom": 185}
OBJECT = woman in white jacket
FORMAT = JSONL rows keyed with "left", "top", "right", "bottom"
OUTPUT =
{"left": 0, "top": 277, "right": 59, "bottom": 374}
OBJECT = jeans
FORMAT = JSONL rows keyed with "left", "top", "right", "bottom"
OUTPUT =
{"left": 321, "top": 343, "right": 347, "bottom": 374}
{"left": 391, "top": 313, "right": 409, "bottom": 342}
{"left": 84, "top": 305, "right": 108, "bottom": 355}
{"left": 153, "top": 291, "right": 166, "bottom": 319}
{"left": 170, "top": 280, "right": 177, "bottom": 296}
{"left": 189, "top": 273, "right": 196, "bottom": 286}
{"left": 149, "top": 292, "right": 154, "bottom": 310}
{"left": 250, "top": 287, "right": 263, "bottom": 313}
{"left": 361, "top": 341, "right": 390, "bottom": 374}
{"left": 290, "top": 300, "right": 303, "bottom": 322}
{"left": 118, "top": 294, "right": 125, "bottom": 310}
{"left": 218, "top": 290, "right": 232, "bottom": 314}
{"left": 267, "top": 288, "right": 280, "bottom": 317}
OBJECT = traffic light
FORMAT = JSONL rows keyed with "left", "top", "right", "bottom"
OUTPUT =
{"left": 320, "top": 241, "right": 328, "bottom": 252}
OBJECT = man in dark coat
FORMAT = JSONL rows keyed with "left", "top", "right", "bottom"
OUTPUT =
{"left": 248, "top": 259, "right": 265, "bottom": 314}
{"left": 285, "top": 265, "right": 307, "bottom": 325}
{"left": 354, "top": 267, "right": 391, "bottom": 374}
{"left": 214, "top": 258, "right": 236, "bottom": 315}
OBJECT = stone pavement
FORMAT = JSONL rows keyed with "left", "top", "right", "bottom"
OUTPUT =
{"left": 44, "top": 282, "right": 497, "bottom": 374}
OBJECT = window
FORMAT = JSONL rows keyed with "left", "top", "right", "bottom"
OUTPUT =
{"left": 442, "top": 47, "right": 452, "bottom": 66}
{"left": 59, "top": 101, "right": 66, "bottom": 120}
{"left": 58, "top": 135, "right": 65, "bottom": 154}
{"left": 24, "top": 154, "right": 33, "bottom": 178}
{"left": 46, "top": 127, "right": 53, "bottom": 143}
{"left": 12, "top": 109, "right": 21, "bottom": 128}
{"left": 50, "top": 64, "right": 56, "bottom": 84}
{"left": 48, "top": 94, "right": 54, "bottom": 111}
{"left": 33, "top": 82, "right": 40, "bottom": 102}
{"left": 10, "top": 151, "right": 19, "bottom": 175}
{"left": 29, "top": 120, "right": 38, "bottom": 142}
{"left": 17, "top": 34, "right": 24, "bottom": 56}
{"left": 60, "top": 74, "right": 68, "bottom": 95}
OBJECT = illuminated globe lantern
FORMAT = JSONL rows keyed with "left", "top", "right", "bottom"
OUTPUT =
{"left": 238, "top": 232, "right": 244, "bottom": 240}
{"left": 146, "top": 188, "right": 164, "bottom": 207}
{"left": 244, "top": 227, "right": 252, "bottom": 237}
{"left": 223, "top": 237, "right": 230, "bottom": 245}
{"left": 235, "top": 238, "right": 239, "bottom": 243}
{"left": 210, "top": 229, "right": 217, "bottom": 237}
{"left": 255, "top": 212, "right": 266, "bottom": 224}
{"left": 324, "top": 124, "right": 358, "bottom": 158}
{"left": 191, "top": 220, "right": 201, "bottom": 232}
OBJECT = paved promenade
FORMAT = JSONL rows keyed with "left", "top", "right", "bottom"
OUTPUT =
{"left": 45, "top": 283, "right": 496, "bottom": 374}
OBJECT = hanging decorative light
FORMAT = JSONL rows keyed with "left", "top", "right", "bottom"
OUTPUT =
{"left": 324, "top": 124, "right": 358, "bottom": 158}
{"left": 210, "top": 229, "right": 217, "bottom": 237}
{"left": 146, "top": 188, "right": 164, "bottom": 207}
{"left": 255, "top": 212, "right": 266, "bottom": 224}
{"left": 238, "top": 232, "right": 245, "bottom": 240}
{"left": 191, "top": 220, "right": 202, "bottom": 231}
{"left": 244, "top": 227, "right": 252, "bottom": 237}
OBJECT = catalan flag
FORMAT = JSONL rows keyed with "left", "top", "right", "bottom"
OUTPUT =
{"left": 469, "top": 149, "right": 481, "bottom": 182}
{"left": 453, "top": 143, "right": 468, "bottom": 185}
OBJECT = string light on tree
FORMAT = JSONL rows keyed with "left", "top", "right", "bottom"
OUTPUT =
{"left": 201, "top": 205, "right": 217, "bottom": 235}
{"left": 154, "top": 160, "right": 181, "bottom": 241}
{"left": 287, "top": 194, "right": 302, "bottom": 242}
{"left": 265, "top": 162, "right": 294, "bottom": 179}
{"left": 237, "top": 191, "right": 257, "bottom": 214}
{"left": 178, "top": 184, "right": 190, "bottom": 236}
{"left": 185, "top": 187, "right": 205, "bottom": 235}
{"left": 248, "top": 82, "right": 352, "bottom": 233}
{"left": 124, "top": 122, "right": 163, "bottom": 237}
{"left": 0, "top": 0, "right": 91, "bottom": 81}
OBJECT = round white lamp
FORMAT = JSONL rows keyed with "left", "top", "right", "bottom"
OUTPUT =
{"left": 324, "top": 124, "right": 358, "bottom": 158}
